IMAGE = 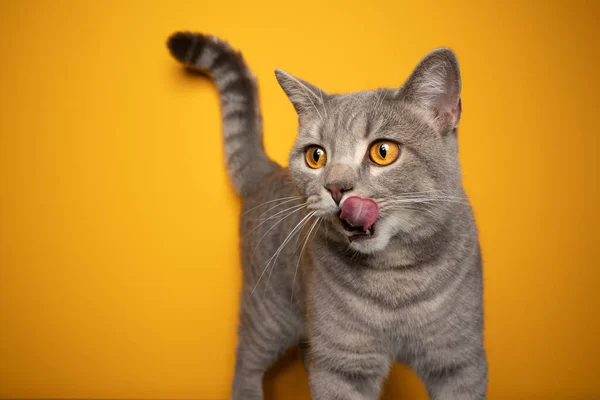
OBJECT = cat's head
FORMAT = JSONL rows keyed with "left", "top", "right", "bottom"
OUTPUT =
{"left": 276, "top": 49, "right": 465, "bottom": 254}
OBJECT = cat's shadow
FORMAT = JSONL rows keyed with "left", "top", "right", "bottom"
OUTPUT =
{"left": 263, "top": 346, "right": 310, "bottom": 399}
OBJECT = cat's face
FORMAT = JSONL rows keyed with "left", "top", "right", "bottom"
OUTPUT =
{"left": 276, "top": 49, "right": 464, "bottom": 254}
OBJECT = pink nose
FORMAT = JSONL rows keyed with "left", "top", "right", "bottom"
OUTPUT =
{"left": 325, "top": 184, "right": 352, "bottom": 205}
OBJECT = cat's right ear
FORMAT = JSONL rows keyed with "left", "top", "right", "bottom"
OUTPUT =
{"left": 399, "top": 48, "right": 462, "bottom": 134}
{"left": 275, "top": 69, "right": 329, "bottom": 117}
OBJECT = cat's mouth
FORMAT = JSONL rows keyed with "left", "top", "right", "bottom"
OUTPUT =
{"left": 340, "top": 217, "right": 375, "bottom": 241}
{"left": 338, "top": 196, "right": 378, "bottom": 241}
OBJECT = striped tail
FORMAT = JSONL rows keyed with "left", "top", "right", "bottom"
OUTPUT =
{"left": 167, "top": 32, "right": 278, "bottom": 196}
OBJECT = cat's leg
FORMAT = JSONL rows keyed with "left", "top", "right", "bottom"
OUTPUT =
{"left": 306, "top": 311, "right": 391, "bottom": 399}
{"left": 418, "top": 348, "right": 488, "bottom": 400}
{"left": 307, "top": 342, "right": 392, "bottom": 400}
{"left": 231, "top": 297, "right": 303, "bottom": 400}
{"left": 305, "top": 271, "right": 391, "bottom": 399}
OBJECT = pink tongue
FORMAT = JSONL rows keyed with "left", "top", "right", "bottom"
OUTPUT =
{"left": 340, "top": 196, "right": 379, "bottom": 230}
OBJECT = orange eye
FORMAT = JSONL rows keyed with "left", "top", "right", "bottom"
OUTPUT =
{"left": 369, "top": 140, "right": 399, "bottom": 166}
{"left": 305, "top": 146, "right": 327, "bottom": 169}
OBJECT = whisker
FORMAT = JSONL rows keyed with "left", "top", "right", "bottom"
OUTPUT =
{"left": 241, "top": 196, "right": 303, "bottom": 217}
{"left": 291, "top": 216, "right": 321, "bottom": 302}
{"left": 261, "top": 211, "right": 315, "bottom": 295}
{"left": 250, "top": 204, "right": 308, "bottom": 258}
{"left": 261, "top": 212, "right": 311, "bottom": 296}
{"left": 249, "top": 202, "right": 307, "bottom": 222}
{"left": 349, "top": 248, "right": 360, "bottom": 264}
{"left": 246, "top": 203, "right": 307, "bottom": 234}
{"left": 381, "top": 205, "right": 438, "bottom": 218}
{"left": 374, "top": 89, "right": 387, "bottom": 117}
{"left": 373, "top": 90, "right": 382, "bottom": 108}
{"left": 318, "top": 88, "right": 328, "bottom": 119}
{"left": 291, "top": 219, "right": 305, "bottom": 253}
{"left": 325, "top": 217, "right": 329, "bottom": 247}
{"left": 380, "top": 189, "right": 457, "bottom": 195}
{"left": 250, "top": 211, "right": 315, "bottom": 297}
{"left": 393, "top": 194, "right": 467, "bottom": 200}
{"left": 379, "top": 191, "right": 466, "bottom": 201}
{"left": 379, "top": 197, "right": 469, "bottom": 206}
{"left": 255, "top": 197, "right": 304, "bottom": 219}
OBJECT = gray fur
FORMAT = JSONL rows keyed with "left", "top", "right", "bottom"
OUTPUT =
{"left": 167, "top": 32, "right": 487, "bottom": 399}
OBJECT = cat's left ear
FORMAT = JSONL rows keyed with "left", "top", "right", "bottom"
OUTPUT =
{"left": 275, "top": 69, "right": 329, "bottom": 117}
{"left": 399, "top": 48, "right": 462, "bottom": 134}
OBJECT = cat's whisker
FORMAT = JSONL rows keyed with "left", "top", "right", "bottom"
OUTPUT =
{"left": 250, "top": 211, "right": 316, "bottom": 297}
{"left": 241, "top": 196, "right": 303, "bottom": 217}
{"left": 291, "top": 216, "right": 321, "bottom": 302}
{"left": 376, "top": 189, "right": 459, "bottom": 197}
{"left": 379, "top": 194, "right": 466, "bottom": 202}
{"left": 391, "top": 195, "right": 466, "bottom": 201}
{"left": 291, "top": 219, "right": 306, "bottom": 252}
{"left": 325, "top": 217, "right": 329, "bottom": 247}
{"left": 250, "top": 204, "right": 309, "bottom": 258}
{"left": 246, "top": 203, "right": 307, "bottom": 234}
{"left": 254, "top": 204, "right": 307, "bottom": 224}
{"left": 262, "top": 211, "right": 313, "bottom": 295}
{"left": 382, "top": 201, "right": 466, "bottom": 215}
{"left": 373, "top": 90, "right": 382, "bottom": 108}
{"left": 381, "top": 197, "right": 469, "bottom": 205}
{"left": 373, "top": 89, "right": 386, "bottom": 116}
{"left": 382, "top": 205, "right": 439, "bottom": 218}
{"left": 255, "top": 197, "right": 305, "bottom": 219}
{"left": 318, "top": 88, "right": 328, "bottom": 119}
{"left": 260, "top": 211, "right": 315, "bottom": 296}
{"left": 398, "top": 193, "right": 466, "bottom": 199}
{"left": 249, "top": 202, "right": 307, "bottom": 222}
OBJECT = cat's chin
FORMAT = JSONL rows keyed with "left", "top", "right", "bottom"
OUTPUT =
{"left": 342, "top": 225, "right": 395, "bottom": 254}
{"left": 343, "top": 216, "right": 399, "bottom": 254}
{"left": 325, "top": 215, "right": 393, "bottom": 254}
{"left": 347, "top": 233, "right": 391, "bottom": 254}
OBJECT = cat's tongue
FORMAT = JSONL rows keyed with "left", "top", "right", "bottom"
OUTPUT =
{"left": 340, "top": 196, "right": 379, "bottom": 230}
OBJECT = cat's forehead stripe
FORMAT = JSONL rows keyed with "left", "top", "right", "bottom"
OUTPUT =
{"left": 343, "top": 110, "right": 363, "bottom": 134}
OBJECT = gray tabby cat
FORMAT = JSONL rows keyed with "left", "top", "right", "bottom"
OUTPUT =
{"left": 167, "top": 32, "right": 487, "bottom": 399}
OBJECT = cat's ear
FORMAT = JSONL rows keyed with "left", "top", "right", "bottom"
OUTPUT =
{"left": 275, "top": 69, "right": 328, "bottom": 117}
{"left": 399, "top": 48, "right": 462, "bottom": 134}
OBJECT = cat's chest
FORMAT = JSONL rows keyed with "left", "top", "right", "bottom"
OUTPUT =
{"left": 311, "top": 258, "right": 456, "bottom": 331}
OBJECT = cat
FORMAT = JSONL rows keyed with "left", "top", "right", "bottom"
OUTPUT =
{"left": 167, "top": 32, "right": 487, "bottom": 400}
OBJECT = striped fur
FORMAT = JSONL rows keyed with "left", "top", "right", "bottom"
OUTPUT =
{"left": 167, "top": 33, "right": 487, "bottom": 399}
{"left": 167, "top": 32, "right": 277, "bottom": 196}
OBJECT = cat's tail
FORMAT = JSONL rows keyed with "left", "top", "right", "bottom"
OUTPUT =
{"left": 167, "top": 32, "right": 279, "bottom": 196}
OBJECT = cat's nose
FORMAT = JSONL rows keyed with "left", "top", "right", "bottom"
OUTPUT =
{"left": 325, "top": 184, "right": 353, "bottom": 205}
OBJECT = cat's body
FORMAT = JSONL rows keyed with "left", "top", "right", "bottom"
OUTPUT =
{"left": 167, "top": 32, "right": 487, "bottom": 399}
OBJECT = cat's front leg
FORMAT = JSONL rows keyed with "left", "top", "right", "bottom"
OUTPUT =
{"left": 419, "top": 350, "right": 488, "bottom": 400}
{"left": 306, "top": 290, "right": 391, "bottom": 399}
{"left": 308, "top": 355, "right": 391, "bottom": 400}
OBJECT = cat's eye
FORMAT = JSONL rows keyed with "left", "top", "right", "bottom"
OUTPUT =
{"left": 369, "top": 140, "right": 400, "bottom": 166}
{"left": 305, "top": 146, "right": 327, "bottom": 169}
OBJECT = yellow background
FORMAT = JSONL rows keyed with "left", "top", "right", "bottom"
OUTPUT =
{"left": 1, "top": 0, "right": 599, "bottom": 399}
